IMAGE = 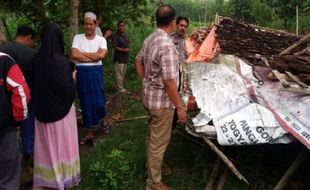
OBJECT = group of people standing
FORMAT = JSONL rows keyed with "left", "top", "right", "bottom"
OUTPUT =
{"left": 0, "top": 3, "right": 188, "bottom": 190}
{"left": 0, "top": 10, "right": 130, "bottom": 190}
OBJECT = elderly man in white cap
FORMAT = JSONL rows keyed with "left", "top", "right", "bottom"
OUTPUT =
{"left": 71, "top": 11, "right": 108, "bottom": 145}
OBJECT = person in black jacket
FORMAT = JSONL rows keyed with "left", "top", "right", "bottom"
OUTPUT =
{"left": 0, "top": 52, "right": 30, "bottom": 190}
{"left": 2, "top": 25, "right": 36, "bottom": 174}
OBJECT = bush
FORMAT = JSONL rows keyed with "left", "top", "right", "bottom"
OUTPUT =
{"left": 87, "top": 149, "right": 134, "bottom": 190}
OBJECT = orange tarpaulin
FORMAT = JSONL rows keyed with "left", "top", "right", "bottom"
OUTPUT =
{"left": 186, "top": 27, "right": 220, "bottom": 63}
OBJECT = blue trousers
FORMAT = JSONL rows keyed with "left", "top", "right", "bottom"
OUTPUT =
{"left": 20, "top": 111, "right": 35, "bottom": 155}
{"left": 76, "top": 65, "right": 106, "bottom": 129}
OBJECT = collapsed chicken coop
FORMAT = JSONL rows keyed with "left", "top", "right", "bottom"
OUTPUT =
{"left": 181, "top": 16, "right": 310, "bottom": 186}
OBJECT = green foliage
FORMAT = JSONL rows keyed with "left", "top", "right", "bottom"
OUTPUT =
{"left": 163, "top": 0, "right": 206, "bottom": 22}
{"left": 250, "top": 0, "right": 273, "bottom": 26}
{"left": 228, "top": 0, "right": 253, "bottom": 22}
{"left": 0, "top": 0, "right": 71, "bottom": 27}
{"left": 264, "top": 0, "right": 309, "bottom": 29}
{"left": 80, "top": 0, "right": 156, "bottom": 28}
{"left": 87, "top": 149, "right": 133, "bottom": 190}
{"left": 161, "top": 0, "right": 309, "bottom": 32}
{"left": 75, "top": 119, "right": 147, "bottom": 190}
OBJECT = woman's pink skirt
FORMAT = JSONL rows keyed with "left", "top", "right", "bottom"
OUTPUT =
{"left": 33, "top": 105, "right": 80, "bottom": 189}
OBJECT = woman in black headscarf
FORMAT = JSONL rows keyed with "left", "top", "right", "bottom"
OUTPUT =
{"left": 32, "top": 23, "right": 80, "bottom": 190}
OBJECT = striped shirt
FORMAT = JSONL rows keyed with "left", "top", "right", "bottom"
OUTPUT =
{"left": 136, "top": 28, "right": 179, "bottom": 109}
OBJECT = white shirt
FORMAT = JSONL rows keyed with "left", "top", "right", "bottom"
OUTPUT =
{"left": 71, "top": 34, "right": 107, "bottom": 66}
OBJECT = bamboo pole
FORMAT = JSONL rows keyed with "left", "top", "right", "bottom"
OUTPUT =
{"left": 202, "top": 136, "right": 249, "bottom": 184}
{"left": 216, "top": 166, "right": 229, "bottom": 190}
{"left": 205, "top": 157, "right": 221, "bottom": 190}
{"left": 296, "top": 5, "right": 299, "bottom": 36}
{"left": 273, "top": 150, "right": 307, "bottom": 190}
{"left": 114, "top": 115, "right": 148, "bottom": 123}
{"left": 285, "top": 71, "right": 308, "bottom": 88}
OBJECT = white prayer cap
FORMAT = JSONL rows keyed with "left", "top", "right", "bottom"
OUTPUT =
{"left": 84, "top": 12, "right": 97, "bottom": 20}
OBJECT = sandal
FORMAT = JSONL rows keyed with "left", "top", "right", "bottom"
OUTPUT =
{"left": 79, "top": 137, "right": 94, "bottom": 146}
{"left": 100, "top": 120, "right": 110, "bottom": 134}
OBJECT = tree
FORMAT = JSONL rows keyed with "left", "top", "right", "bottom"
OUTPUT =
{"left": 0, "top": 17, "right": 7, "bottom": 45}
{"left": 265, "top": 0, "right": 305, "bottom": 29}
{"left": 250, "top": 0, "right": 273, "bottom": 26}
{"left": 163, "top": 0, "right": 206, "bottom": 22}
{"left": 70, "top": 0, "right": 79, "bottom": 45}
{"left": 228, "top": 0, "right": 253, "bottom": 22}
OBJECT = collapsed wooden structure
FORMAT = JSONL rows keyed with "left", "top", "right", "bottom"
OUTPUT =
{"left": 185, "top": 16, "right": 310, "bottom": 190}
{"left": 189, "top": 16, "right": 310, "bottom": 93}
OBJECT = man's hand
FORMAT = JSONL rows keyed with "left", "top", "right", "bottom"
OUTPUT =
{"left": 104, "top": 29, "right": 112, "bottom": 39}
{"left": 135, "top": 58, "right": 145, "bottom": 80}
{"left": 72, "top": 70, "right": 77, "bottom": 81}
{"left": 176, "top": 107, "right": 187, "bottom": 126}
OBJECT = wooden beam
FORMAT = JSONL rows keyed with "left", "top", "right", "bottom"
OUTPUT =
{"left": 285, "top": 71, "right": 308, "bottom": 88}
{"left": 202, "top": 136, "right": 249, "bottom": 184}
{"left": 280, "top": 33, "right": 310, "bottom": 55}
{"left": 216, "top": 166, "right": 229, "bottom": 190}
{"left": 294, "top": 47, "right": 309, "bottom": 56}
{"left": 272, "top": 70, "right": 290, "bottom": 88}
{"left": 273, "top": 150, "right": 307, "bottom": 190}
{"left": 114, "top": 115, "right": 148, "bottom": 123}
{"left": 205, "top": 157, "right": 221, "bottom": 190}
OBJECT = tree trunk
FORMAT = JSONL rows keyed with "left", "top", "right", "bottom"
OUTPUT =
{"left": 0, "top": 17, "right": 7, "bottom": 45}
{"left": 284, "top": 17, "right": 288, "bottom": 30}
{"left": 95, "top": 0, "right": 101, "bottom": 14}
{"left": 69, "top": 0, "right": 79, "bottom": 46}
{"left": 36, "top": 0, "right": 46, "bottom": 23}
{"left": 81, "top": 0, "right": 87, "bottom": 14}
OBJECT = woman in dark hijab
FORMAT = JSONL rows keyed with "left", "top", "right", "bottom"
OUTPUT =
{"left": 32, "top": 23, "right": 80, "bottom": 190}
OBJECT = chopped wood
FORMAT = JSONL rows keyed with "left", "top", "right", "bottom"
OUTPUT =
{"left": 280, "top": 33, "right": 310, "bottom": 55}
